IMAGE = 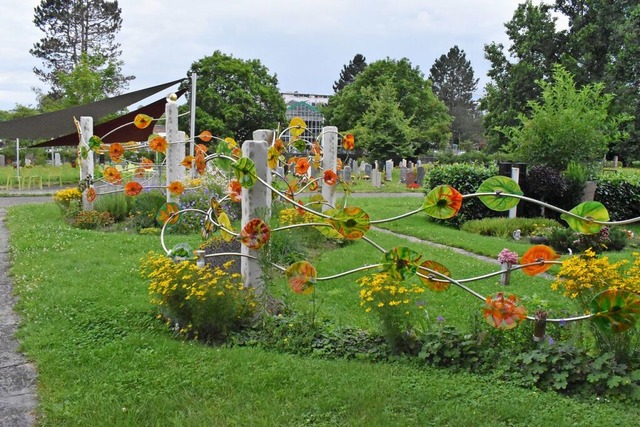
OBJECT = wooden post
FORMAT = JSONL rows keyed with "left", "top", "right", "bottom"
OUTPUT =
{"left": 79, "top": 116, "right": 94, "bottom": 210}
{"left": 241, "top": 135, "right": 271, "bottom": 295}
{"left": 321, "top": 126, "right": 338, "bottom": 211}
{"left": 165, "top": 95, "right": 181, "bottom": 203}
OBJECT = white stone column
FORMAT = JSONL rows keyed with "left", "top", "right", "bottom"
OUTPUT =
{"left": 165, "top": 96, "right": 181, "bottom": 203}
{"left": 79, "top": 116, "right": 94, "bottom": 210}
{"left": 509, "top": 167, "right": 520, "bottom": 218}
{"left": 241, "top": 138, "right": 270, "bottom": 295}
{"left": 321, "top": 126, "right": 338, "bottom": 211}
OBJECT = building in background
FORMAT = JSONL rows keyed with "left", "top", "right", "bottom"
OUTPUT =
{"left": 282, "top": 92, "right": 330, "bottom": 141}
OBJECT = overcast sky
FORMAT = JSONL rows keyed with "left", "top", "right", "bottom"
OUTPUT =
{"left": 0, "top": 0, "right": 561, "bottom": 111}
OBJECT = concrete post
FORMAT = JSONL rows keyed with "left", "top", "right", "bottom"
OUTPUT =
{"left": 165, "top": 96, "right": 181, "bottom": 203}
{"left": 241, "top": 137, "right": 271, "bottom": 295}
{"left": 321, "top": 126, "right": 338, "bottom": 211}
{"left": 79, "top": 116, "right": 94, "bottom": 210}
{"left": 509, "top": 167, "right": 520, "bottom": 218}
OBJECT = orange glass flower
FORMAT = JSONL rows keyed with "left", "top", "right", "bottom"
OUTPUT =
{"left": 140, "top": 157, "right": 154, "bottom": 168}
{"left": 227, "top": 179, "right": 242, "bottom": 202}
{"left": 295, "top": 158, "right": 310, "bottom": 175}
{"left": 167, "top": 181, "right": 184, "bottom": 195}
{"left": 86, "top": 187, "right": 97, "bottom": 202}
{"left": 286, "top": 261, "right": 316, "bottom": 295}
{"left": 149, "top": 135, "right": 167, "bottom": 153}
{"left": 520, "top": 245, "right": 560, "bottom": 276}
{"left": 342, "top": 134, "right": 355, "bottom": 150}
{"left": 195, "top": 144, "right": 208, "bottom": 154}
{"left": 181, "top": 155, "right": 195, "bottom": 169}
{"left": 103, "top": 166, "right": 121, "bottom": 184}
{"left": 240, "top": 218, "right": 270, "bottom": 250}
{"left": 483, "top": 292, "right": 527, "bottom": 330}
{"left": 273, "top": 138, "right": 285, "bottom": 154}
{"left": 109, "top": 143, "right": 124, "bottom": 162}
{"left": 323, "top": 170, "right": 338, "bottom": 186}
{"left": 133, "top": 114, "right": 153, "bottom": 129}
{"left": 199, "top": 131, "right": 212, "bottom": 142}
{"left": 134, "top": 167, "right": 146, "bottom": 178}
{"left": 124, "top": 181, "right": 143, "bottom": 196}
{"left": 336, "top": 158, "right": 343, "bottom": 172}
{"left": 195, "top": 152, "right": 206, "bottom": 175}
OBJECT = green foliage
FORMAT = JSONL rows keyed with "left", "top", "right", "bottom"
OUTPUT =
{"left": 353, "top": 82, "right": 416, "bottom": 162}
{"left": 333, "top": 53, "right": 367, "bottom": 93}
{"left": 93, "top": 192, "right": 133, "bottom": 222}
{"left": 323, "top": 57, "right": 451, "bottom": 153}
{"left": 594, "top": 173, "right": 640, "bottom": 221}
{"left": 423, "top": 162, "right": 499, "bottom": 226}
{"left": 547, "top": 226, "right": 628, "bottom": 254}
{"left": 501, "top": 65, "right": 630, "bottom": 171}
{"left": 129, "top": 190, "right": 167, "bottom": 231}
{"left": 181, "top": 50, "right": 286, "bottom": 142}
{"left": 563, "top": 161, "right": 589, "bottom": 208}
{"left": 461, "top": 217, "right": 561, "bottom": 239}
{"left": 31, "top": 0, "right": 131, "bottom": 100}
{"left": 524, "top": 165, "right": 570, "bottom": 217}
{"left": 429, "top": 45, "right": 482, "bottom": 144}
{"left": 55, "top": 53, "right": 123, "bottom": 108}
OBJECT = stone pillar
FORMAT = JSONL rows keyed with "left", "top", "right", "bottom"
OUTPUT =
{"left": 79, "top": 116, "right": 94, "bottom": 210}
{"left": 165, "top": 96, "right": 181, "bottom": 203}
{"left": 509, "top": 167, "right": 520, "bottom": 218}
{"left": 321, "top": 126, "right": 338, "bottom": 211}
{"left": 241, "top": 137, "right": 270, "bottom": 295}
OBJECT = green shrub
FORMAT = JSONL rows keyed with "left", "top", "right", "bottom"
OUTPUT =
{"left": 94, "top": 192, "right": 133, "bottom": 222}
{"left": 461, "top": 217, "right": 561, "bottom": 239}
{"left": 594, "top": 173, "right": 640, "bottom": 221}
{"left": 547, "top": 226, "right": 628, "bottom": 254}
{"left": 524, "top": 165, "right": 570, "bottom": 218}
{"left": 563, "top": 161, "right": 588, "bottom": 208}
{"left": 129, "top": 190, "right": 167, "bottom": 231}
{"left": 423, "top": 162, "right": 499, "bottom": 227}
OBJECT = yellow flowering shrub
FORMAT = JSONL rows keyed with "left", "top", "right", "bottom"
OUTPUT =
{"left": 552, "top": 248, "right": 640, "bottom": 306}
{"left": 53, "top": 187, "right": 82, "bottom": 209}
{"left": 278, "top": 207, "right": 320, "bottom": 225}
{"left": 140, "top": 251, "right": 256, "bottom": 342}
{"left": 358, "top": 272, "right": 427, "bottom": 351}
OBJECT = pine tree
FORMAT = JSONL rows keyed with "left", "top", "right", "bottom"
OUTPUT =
{"left": 332, "top": 54, "right": 367, "bottom": 93}
{"left": 429, "top": 46, "right": 481, "bottom": 145}
{"left": 30, "top": 0, "right": 133, "bottom": 100}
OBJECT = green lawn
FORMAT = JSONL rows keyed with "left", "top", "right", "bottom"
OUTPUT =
{"left": 8, "top": 202, "right": 640, "bottom": 425}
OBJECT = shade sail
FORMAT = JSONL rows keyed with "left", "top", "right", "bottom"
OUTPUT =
{"left": 30, "top": 89, "right": 187, "bottom": 148}
{"left": 0, "top": 78, "right": 185, "bottom": 140}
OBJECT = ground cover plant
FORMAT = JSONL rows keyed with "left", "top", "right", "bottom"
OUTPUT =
{"left": 8, "top": 202, "right": 640, "bottom": 425}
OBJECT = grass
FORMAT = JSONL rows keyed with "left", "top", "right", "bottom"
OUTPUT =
{"left": 0, "top": 164, "right": 79, "bottom": 190}
{"left": 8, "top": 202, "right": 640, "bottom": 425}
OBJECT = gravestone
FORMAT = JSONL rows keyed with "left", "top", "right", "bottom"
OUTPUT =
{"left": 408, "top": 161, "right": 414, "bottom": 170}
{"left": 416, "top": 166, "right": 425, "bottom": 186}
{"left": 399, "top": 165, "right": 407, "bottom": 183}
{"left": 402, "top": 159, "right": 407, "bottom": 168}
{"left": 417, "top": 159, "right": 422, "bottom": 167}
{"left": 276, "top": 166, "right": 285, "bottom": 178}
{"left": 371, "top": 170, "right": 382, "bottom": 187}
{"left": 406, "top": 170, "right": 416, "bottom": 187}
{"left": 54, "top": 152, "right": 62, "bottom": 166}
{"left": 385, "top": 160, "right": 393, "bottom": 181}
{"left": 364, "top": 163, "right": 372, "bottom": 178}
{"left": 343, "top": 165, "right": 352, "bottom": 182}
{"left": 0, "top": 154, "right": 5, "bottom": 167}
{"left": 374, "top": 160, "right": 379, "bottom": 171}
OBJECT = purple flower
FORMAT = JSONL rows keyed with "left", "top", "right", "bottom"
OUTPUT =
{"left": 497, "top": 248, "right": 519, "bottom": 264}
{"left": 547, "top": 336, "right": 555, "bottom": 346}
{"left": 436, "top": 315, "right": 445, "bottom": 323}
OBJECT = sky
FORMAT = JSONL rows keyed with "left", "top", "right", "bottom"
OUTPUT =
{"left": 0, "top": 0, "right": 563, "bottom": 111}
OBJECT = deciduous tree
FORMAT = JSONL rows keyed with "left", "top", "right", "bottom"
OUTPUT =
{"left": 181, "top": 51, "right": 286, "bottom": 143}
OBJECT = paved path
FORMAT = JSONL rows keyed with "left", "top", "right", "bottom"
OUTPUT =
{"left": 0, "top": 196, "right": 48, "bottom": 427}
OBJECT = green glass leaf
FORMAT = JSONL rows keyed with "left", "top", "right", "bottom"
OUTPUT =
{"left": 80, "top": 146, "right": 88, "bottom": 160}
{"left": 477, "top": 176, "right": 523, "bottom": 211}
{"left": 561, "top": 201, "right": 610, "bottom": 234}
{"left": 231, "top": 157, "right": 257, "bottom": 188}
{"left": 325, "top": 206, "right": 370, "bottom": 240}
{"left": 315, "top": 208, "right": 344, "bottom": 240}
{"left": 589, "top": 289, "right": 640, "bottom": 334}
{"left": 169, "top": 242, "right": 193, "bottom": 261}
{"left": 88, "top": 135, "right": 103, "bottom": 151}
{"left": 422, "top": 185, "right": 463, "bottom": 219}
{"left": 417, "top": 260, "right": 451, "bottom": 292}
{"left": 381, "top": 246, "right": 422, "bottom": 280}
{"left": 215, "top": 140, "right": 231, "bottom": 169}
{"left": 156, "top": 202, "right": 180, "bottom": 226}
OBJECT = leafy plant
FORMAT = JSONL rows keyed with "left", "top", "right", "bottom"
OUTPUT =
{"left": 461, "top": 217, "right": 561, "bottom": 239}
{"left": 93, "top": 192, "right": 133, "bottom": 222}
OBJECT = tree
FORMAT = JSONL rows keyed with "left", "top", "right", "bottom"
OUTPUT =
{"left": 429, "top": 46, "right": 482, "bottom": 145}
{"left": 332, "top": 54, "right": 367, "bottom": 93}
{"left": 323, "top": 58, "right": 451, "bottom": 154}
{"left": 480, "top": 1, "right": 565, "bottom": 151}
{"left": 30, "top": 0, "right": 132, "bottom": 99}
{"left": 181, "top": 51, "right": 286, "bottom": 143}
{"left": 353, "top": 82, "right": 415, "bottom": 162}
{"left": 501, "top": 65, "right": 631, "bottom": 172}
